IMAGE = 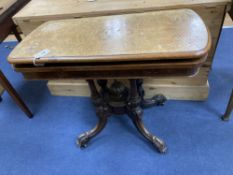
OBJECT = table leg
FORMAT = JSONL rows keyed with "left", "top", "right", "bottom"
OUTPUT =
{"left": 77, "top": 80, "right": 111, "bottom": 148}
{"left": 0, "top": 70, "right": 33, "bottom": 118}
{"left": 127, "top": 80, "right": 167, "bottom": 153}
{"left": 77, "top": 114, "right": 108, "bottom": 148}
{"left": 222, "top": 90, "right": 233, "bottom": 121}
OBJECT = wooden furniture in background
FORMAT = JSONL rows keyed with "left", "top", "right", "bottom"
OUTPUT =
{"left": 224, "top": 13, "right": 233, "bottom": 26}
{"left": 229, "top": 1, "right": 233, "bottom": 18}
{"left": 222, "top": 90, "right": 233, "bottom": 121}
{"left": 0, "top": 0, "right": 32, "bottom": 118}
{"left": 12, "top": 0, "right": 232, "bottom": 101}
{"left": 0, "top": 70, "right": 33, "bottom": 118}
{"left": 221, "top": 2, "right": 233, "bottom": 121}
{"left": 48, "top": 72, "right": 210, "bottom": 100}
{"left": 7, "top": 10, "right": 211, "bottom": 152}
{"left": 0, "top": 0, "right": 30, "bottom": 42}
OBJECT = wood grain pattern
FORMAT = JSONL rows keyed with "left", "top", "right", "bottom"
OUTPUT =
{"left": 13, "top": 0, "right": 230, "bottom": 21}
{"left": 13, "top": 0, "right": 231, "bottom": 37}
{"left": 47, "top": 76, "right": 210, "bottom": 101}
{"left": 8, "top": 9, "right": 210, "bottom": 65}
{"left": 144, "top": 80, "right": 209, "bottom": 100}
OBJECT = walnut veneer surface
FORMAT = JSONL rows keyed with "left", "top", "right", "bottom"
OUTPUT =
{"left": 8, "top": 9, "right": 210, "bottom": 65}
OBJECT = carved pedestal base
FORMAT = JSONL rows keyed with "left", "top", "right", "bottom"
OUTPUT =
{"left": 77, "top": 79, "right": 167, "bottom": 153}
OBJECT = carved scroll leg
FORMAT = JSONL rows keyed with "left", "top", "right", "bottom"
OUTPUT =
{"left": 77, "top": 112, "right": 108, "bottom": 148}
{"left": 128, "top": 80, "right": 167, "bottom": 153}
{"left": 222, "top": 90, "right": 233, "bottom": 121}
{"left": 129, "top": 109, "right": 167, "bottom": 153}
{"left": 77, "top": 80, "right": 111, "bottom": 148}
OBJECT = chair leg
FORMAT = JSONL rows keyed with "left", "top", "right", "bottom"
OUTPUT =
{"left": 222, "top": 90, "right": 233, "bottom": 121}
{"left": 12, "top": 25, "right": 22, "bottom": 42}
{"left": 0, "top": 70, "right": 33, "bottom": 118}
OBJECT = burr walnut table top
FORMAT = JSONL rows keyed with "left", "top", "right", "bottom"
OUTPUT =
{"left": 8, "top": 9, "right": 211, "bottom": 80}
{"left": 8, "top": 9, "right": 210, "bottom": 65}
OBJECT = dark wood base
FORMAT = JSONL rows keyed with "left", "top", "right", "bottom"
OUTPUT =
{"left": 77, "top": 79, "right": 167, "bottom": 153}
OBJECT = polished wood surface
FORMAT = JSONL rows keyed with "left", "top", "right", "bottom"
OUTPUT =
{"left": 8, "top": 9, "right": 211, "bottom": 65}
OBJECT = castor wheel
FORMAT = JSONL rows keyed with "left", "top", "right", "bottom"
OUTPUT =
{"left": 157, "top": 145, "right": 168, "bottom": 154}
{"left": 77, "top": 133, "right": 90, "bottom": 148}
{"left": 152, "top": 94, "right": 167, "bottom": 106}
{"left": 221, "top": 116, "right": 230, "bottom": 122}
{"left": 141, "top": 94, "right": 167, "bottom": 108}
{"left": 152, "top": 136, "right": 168, "bottom": 154}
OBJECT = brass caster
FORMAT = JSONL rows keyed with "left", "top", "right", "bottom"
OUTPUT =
{"left": 77, "top": 132, "right": 90, "bottom": 149}
{"left": 152, "top": 136, "right": 168, "bottom": 154}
